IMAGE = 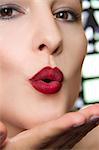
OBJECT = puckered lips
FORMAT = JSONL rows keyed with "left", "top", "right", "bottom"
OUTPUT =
{"left": 29, "top": 66, "right": 64, "bottom": 94}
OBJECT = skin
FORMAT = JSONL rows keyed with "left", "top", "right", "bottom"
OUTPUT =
{"left": 74, "top": 126, "right": 99, "bottom": 150}
{"left": 0, "top": 105, "right": 99, "bottom": 149}
{"left": 0, "top": 0, "right": 99, "bottom": 149}
{"left": 0, "top": 0, "right": 87, "bottom": 136}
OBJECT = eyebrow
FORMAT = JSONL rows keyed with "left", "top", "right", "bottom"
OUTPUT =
{"left": 53, "top": 0, "right": 82, "bottom": 5}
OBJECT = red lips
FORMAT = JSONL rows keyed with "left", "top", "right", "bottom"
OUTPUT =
{"left": 29, "top": 66, "right": 64, "bottom": 94}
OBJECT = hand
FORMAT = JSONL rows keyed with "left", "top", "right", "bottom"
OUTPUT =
{"left": 0, "top": 122, "right": 7, "bottom": 148}
{"left": 1, "top": 104, "right": 99, "bottom": 150}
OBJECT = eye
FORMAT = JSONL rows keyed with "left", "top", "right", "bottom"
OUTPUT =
{"left": 53, "top": 10, "right": 80, "bottom": 22}
{"left": 0, "top": 4, "right": 25, "bottom": 20}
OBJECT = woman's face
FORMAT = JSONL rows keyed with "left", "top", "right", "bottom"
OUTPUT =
{"left": 0, "top": 0, "right": 87, "bottom": 133}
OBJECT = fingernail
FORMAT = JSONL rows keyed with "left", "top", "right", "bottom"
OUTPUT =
{"left": 89, "top": 116, "right": 99, "bottom": 125}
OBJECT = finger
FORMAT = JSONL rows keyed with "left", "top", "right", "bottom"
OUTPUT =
{"left": 8, "top": 112, "right": 86, "bottom": 149}
{"left": 0, "top": 122, "right": 7, "bottom": 147}
{"left": 66, "top": 116, "right": 99, "bottom": 149}
{"left": 79, "top": 104, "right": 99, "bottom": 120}
{"left": 37, "top": 104, "right": 99, "bottom": 149}
{"left": 43, "top": 116, "right": 99, "bottom": 149}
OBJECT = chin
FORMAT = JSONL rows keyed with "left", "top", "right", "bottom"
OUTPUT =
{"left": 21, "top": 108, "right": 66, "bottom": 130}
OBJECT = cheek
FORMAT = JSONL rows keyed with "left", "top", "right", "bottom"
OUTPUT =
{"left": 58, "top": 26, "right": 87, "bottom": 78}
{"left": 0, "top": 36, "right": 31, "bottom": 78}
{"left": 55, "top": 27, "right": 87, "bottom": 108}
{"left": 0, "top": 20, "right": 32, "bottom": 73}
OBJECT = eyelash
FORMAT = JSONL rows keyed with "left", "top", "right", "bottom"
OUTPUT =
{"left": 53, "top": 10, "right": 80, "bottom": 22}
{"left": 0, "top": 4, "right": 80, "bottom": 23}
{"left": 0, "top": 4, "right": 25, "bottom": 20}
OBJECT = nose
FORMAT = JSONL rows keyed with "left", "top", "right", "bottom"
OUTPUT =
{"left": 31, "top": 8, "right": 62, "bottom": 55}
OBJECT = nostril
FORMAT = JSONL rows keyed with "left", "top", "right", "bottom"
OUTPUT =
{"left": 39, "top": 44, "right": 46, "bottom": 51}
{"left": 38, "top": 44, "right": 62, "bottom": 55}
{"left": 52, "top": 47, "right": 59, "bottom": 54}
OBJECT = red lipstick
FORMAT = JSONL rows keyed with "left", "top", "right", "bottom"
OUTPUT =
{"left": 29, "top": 66, "right": 64, "bottom": 94}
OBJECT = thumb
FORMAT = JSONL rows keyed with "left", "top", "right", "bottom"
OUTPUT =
{"left": 0, "top": 122, "right": 7, "bottom": 148}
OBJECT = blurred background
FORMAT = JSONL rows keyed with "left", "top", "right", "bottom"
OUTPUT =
{"left": 75, "top": 0, "right": 99, "bottom": 109}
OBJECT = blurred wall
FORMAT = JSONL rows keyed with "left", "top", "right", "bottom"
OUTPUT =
{"left": 75, "top": 0, "right": 99, "bottom": 109}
